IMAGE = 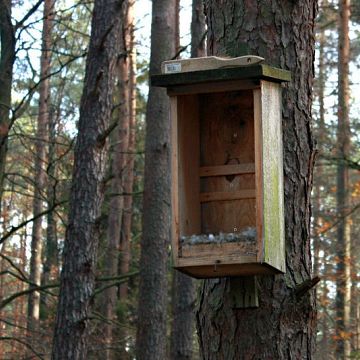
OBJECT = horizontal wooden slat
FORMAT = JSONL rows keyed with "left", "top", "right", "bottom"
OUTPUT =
{"left": 200, "top": 189, "right": 256, "bottom": 203}
{"left": 176, "top": 255, "right": 257, "bottom": 268}
{"left": 167, "top": 80, "right": 259, "bottom": 96}
{"left": 199, "top": 163, "right": 255, "bottom": 177}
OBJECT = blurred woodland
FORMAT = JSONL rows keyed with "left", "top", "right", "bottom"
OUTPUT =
{"left": 0, "top": 0, "right": 359, "bottom": 359}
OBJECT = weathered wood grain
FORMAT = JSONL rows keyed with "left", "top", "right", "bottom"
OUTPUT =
{"left": 200, "top": 90, "right": 256, "bottom": 235}
{"left": 161, "top": 55, "right": 264, "bottom": 74}
{"left": 260, "top": 81, "right": 285, "bottom": 273}
{"left": 199, "top": 163, "right": 255, "bottom": 177}
{"left": 152, "top": 63, "right": 291, "bottom": 87}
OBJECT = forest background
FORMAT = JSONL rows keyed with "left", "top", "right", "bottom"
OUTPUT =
{"left": 0, "top": 0, "right": 359, "bottom": 359}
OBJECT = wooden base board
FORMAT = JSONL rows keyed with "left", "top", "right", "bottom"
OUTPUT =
{"left": 174, "top": 262, "right": 283, "bottom": 279}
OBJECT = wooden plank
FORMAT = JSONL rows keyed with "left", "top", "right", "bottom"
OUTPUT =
{"left": 230, "top": 277, "right": 259, "bottom": 308}
{"left": 200, "top": 90, "right": 256, "bottom": 234}
{"left": 177, "top": 95, "right": 201, "bottom": 250}
{"left": 170, "top": 97, "right": 179, "bottom": 264}
{"left": 200, "top": 190, "right": 255, "bottom": 203}
{"left": 181, "top": 241, "right": 257, "bottom": 259}
{"left": 254, "top": 89, "right": 264, "bottom": 264}
{"left": 260, "top": 81, "right": 285, "bottom": 273}
{"left": 161, "top": 55, "right": 264, "bottom": 74}
{"left": 199, "top": 163, "right": 255, "bottom": 177}
{"left": 151, "top": 64, "right": 291, "bottom": 88}
{"left": 167, "top": 79, "right": 259, "bottom": 96}
{"left": 177, "top": 254, "right": 257, "bottom": 268}
{"left": 176, "top": 263, "right": 283, "bottom": 278}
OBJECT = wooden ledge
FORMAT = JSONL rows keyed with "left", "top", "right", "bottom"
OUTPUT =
{"left": 200, "top": 190, "right": 256, "bottom": 203}
{"left": 199, "top": 163, "right": 255, "bottom": 177}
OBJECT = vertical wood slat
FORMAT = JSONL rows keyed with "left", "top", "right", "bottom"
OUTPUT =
{"left": 177, "top": 95, "right": 201, "bottom": 254}
{"left": 254, "top": 89, "right": 264, "bottom": 263}
{"left": 170, "top": 96, "right": 179, "bottom": 263}
{"left": 258, "top": 81, "right": 285, "bottom": 272}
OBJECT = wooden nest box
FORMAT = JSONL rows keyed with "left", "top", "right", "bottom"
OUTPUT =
{"left": 152, "top": 56, "right": 291, "bottom": 278}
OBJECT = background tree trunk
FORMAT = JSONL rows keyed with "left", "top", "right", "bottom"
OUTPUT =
{"left": 335, "top": 0, "right": 352, "bottom": 357}
{"left": 101, "top": 1, "right": 130, "bottom": 357}
{"left": 0, "top": 0, "right": 15, "bottom": 208}
{"left": 119, "top": 0, "right": 136, "bottom": 302}
{"left": 170, "top": 1, "right": 206, "bottom": 359}
{"left": 27, "top": 0, "right": 55, "bottom": 332}
{"left": 313, "top": 2, "right": 328, "bottom": 355}
{"left": 196, "top": 1, "right": 317, "bottom": 359}
{"left": 190, "top": 0, "right": 206, "bottom": 59}
{"left": 41, "top": 100, "right": 60, "bottom": 315}
{"left": 51, "top": 1, "right": 122, "bottom": 358}
{"left": 135, "top": 0, "right": 176, "bottom": 358}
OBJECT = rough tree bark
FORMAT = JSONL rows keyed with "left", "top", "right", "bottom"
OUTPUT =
{"left": 0, "top": 0, "right": 15, "bottom": 209}
{"left": 170, "top": 1, "right": 206, "bottom": 359}
{"left": 196, "top": 1, "right": 317, "bottom": 359}
{"left": 135, "top": 0, "right": 176, "bottom": 359}
{"left": 190, "top": 0, "right": 206, "bottom": 59}
{"left": 101, "top": 1, "right": 129, "bottom": 357}
{"left": 335, "top": 0, "right": 352, "bottom": 358}
{"left": 27, "top": 0, "right": 55, "bottom": 332}
{"left": 51, "top": 1, "right": 123, "bottom": 358}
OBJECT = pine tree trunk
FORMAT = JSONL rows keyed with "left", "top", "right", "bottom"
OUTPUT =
{"left": 313, "top": 3, "right": 328, "bottom": 355}
{"left": 27, "top": 0, "right": 54, "bottom": 332}
{"left": 135, "top": 0, "right": 176, "bottom": 358}
{"left": 170, "top": 1, "right": 206, "bottom": 359}
{"left": 351, "top": 228, "right": 359, "bottom": 353}
{"left": 119, "top": 0, "right": 136, "bottom": 302}
{"left": 0, "top": 0, "right": 15, "bottom": 209}
{"left": 335, "top": 0, "right": 352, "bottom": 357}
{"left": 190, "top": 0, "right": 206, "bottom": 59}
{"left": 196, "top": 1, "right": 317, "bottom": 359}
{"left": 313, "top": 0, "right": 327, "bottom": 278}
{"left": 42, "top": 104, "right": 59, "bottom": 314}
{"left": 102, "top": 1, "right": 130, "bottom": 357}
{"left": 51, "top": 1, "right": 123, "bottom": 358}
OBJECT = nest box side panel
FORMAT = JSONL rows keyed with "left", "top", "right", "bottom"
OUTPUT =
{"left": 177, "top": 95, "right": 201, "bottom": 245}
{"left": 259, "top": 81, "right": 285, "bottom": 273}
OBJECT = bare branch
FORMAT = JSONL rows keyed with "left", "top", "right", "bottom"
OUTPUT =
{"left": 0, "top": 336, "right": 45, "bottom": 359}
{"left": 15, "top": 0, "right": 44, "bottom": 31}
{"left": 0, "top": 200, "right": 67, "bottom": 245}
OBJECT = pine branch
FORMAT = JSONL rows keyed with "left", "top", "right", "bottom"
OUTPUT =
{"left": 0, "top": 200, "right": 67, "bottom": 245}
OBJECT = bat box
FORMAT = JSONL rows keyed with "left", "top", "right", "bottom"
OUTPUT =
{"left": 151, "top": 56, "right": 291, "bottom": 278}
